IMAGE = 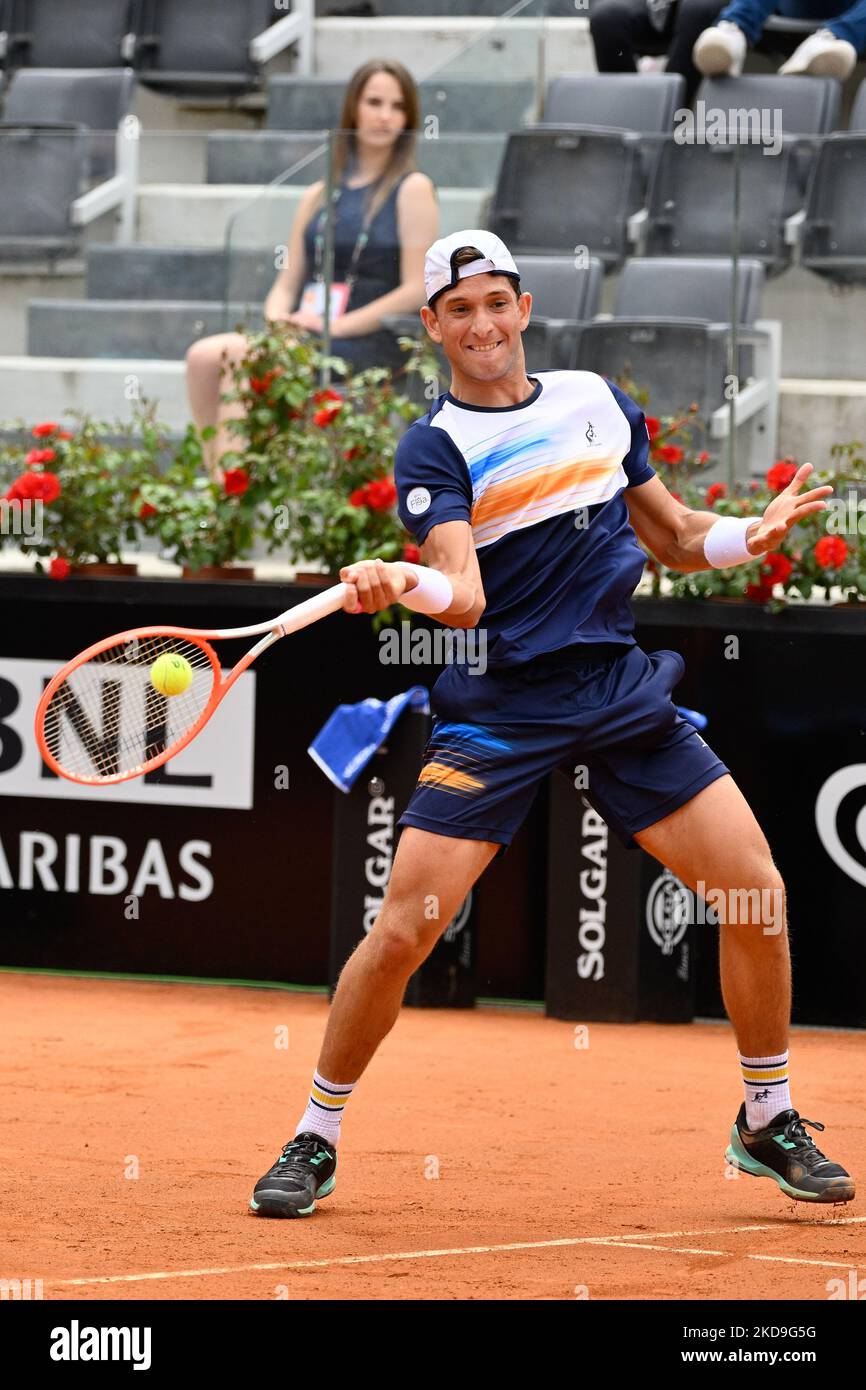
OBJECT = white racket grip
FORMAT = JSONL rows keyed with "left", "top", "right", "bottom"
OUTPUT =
{"left": 276, "top": 582, "right": 348, "bottom": 636}
{"left": 400, "top": 563, "right": 454, "bottom": 615}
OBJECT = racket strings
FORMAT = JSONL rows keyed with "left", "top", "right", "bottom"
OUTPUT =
{"left": 43, "top": 636, "right": 216, "bottom": 782}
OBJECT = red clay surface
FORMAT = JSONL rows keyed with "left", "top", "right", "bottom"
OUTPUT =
{"left": 1, "top": 973, "right": 864, "bottom": 1301}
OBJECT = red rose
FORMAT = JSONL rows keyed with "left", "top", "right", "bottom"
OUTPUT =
{"left": 365, "top": 477, "right": 397, "bottom": 512}
{"left": 56, "top": 430, "right": 74, "bottom": 440}
{"left": 645, "top": 417, "right": 661, "bottom": 441}
{"left": 250, "top": 368, "right": 281, "bottom": 396}
{"left": 654, "top": 444, "right": 684, "bottom": 465}
{"left": 698, "top": 451, "right": 710, "bottom": 464}
{"left": 746, "top": 582, "right": 773, "bottom": 604}
{"left": 760, "top": 551, "right": 792, "bottom": 585}
{"left": 25, "top": 448, "right": 56, "bottom": 465}
{"left": 766, "top": 459, "right": 797, "bottom": 492}
{"left": 313, "top": 405, "right": 341, "bottom": 427}
{"left": 814, "top": 536, "right": 848, "bottom": 570}
{"left": 12, "top": 469, "right": 62, "bottom": 503}
{"left": 139, "top": 502, "right": 158, "bottom": 520}
{"left": 313, "top": 389, "right": 342, "bottom": 405}
{"left": 49, "top": 557, "right": 70, "bottom": 580}
{"left": 32, "top": 422, "right": 58, "bottom": 437}
{"left": 705, "top": 482, "right": 727, "bottom": 506}
{"left": 402, "top": 543, "right": 421, "bottom": 563}
{"left": 349, "top": 487, "right": 368, "bottom": 507}
{"left": 343, "top": 446, "right": 363, "bottom": 462}
{"left": 223, "top": 468, "right": 249, "bottom": 497}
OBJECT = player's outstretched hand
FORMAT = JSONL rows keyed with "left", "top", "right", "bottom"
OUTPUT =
{"left": 746, "top": 463, "right": 833, "bottom": 557}
{"left": 340, "top": 557, "right": 410, "bottom": 614}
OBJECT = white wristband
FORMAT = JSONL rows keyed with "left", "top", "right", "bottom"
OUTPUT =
{"left": 704, "top": 516, "right": 756, "bottom": 569}
{"left": 400, "top": 563, "right": 454, "bottom": 615}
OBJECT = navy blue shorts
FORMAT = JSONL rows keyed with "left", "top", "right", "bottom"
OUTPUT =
{"left": 398, "top": 643, "right": 729, "bottom": 852}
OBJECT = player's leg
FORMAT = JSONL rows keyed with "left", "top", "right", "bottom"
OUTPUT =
{"left": 634, "top": 774, "right": 789, "bottom": 1056}
{"left": 249, "top": 827, "right": 499, "bottom": 1217}
{"left": 318, "top": 827, "right": 499, "bottom": 1084}
{"left": 634, "top": 775, "right": 854, "bottom": 1202}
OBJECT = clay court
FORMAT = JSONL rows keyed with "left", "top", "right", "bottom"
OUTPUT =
{"left": 2, "top": 971, "right": 863, "bottom": 1302}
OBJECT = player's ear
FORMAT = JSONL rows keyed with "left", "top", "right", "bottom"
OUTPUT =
{"left": 420, "top": 304, "right": 442, "bottom": 343}
{"left": 518, "top": 290, "right": 532, "bottom": 328}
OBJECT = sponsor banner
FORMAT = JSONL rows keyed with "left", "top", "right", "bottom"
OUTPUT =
{"left": 0, "top": 657, "right": 255, "bottom": 811}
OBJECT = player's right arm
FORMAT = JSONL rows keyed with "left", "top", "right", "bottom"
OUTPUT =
{"left": 341, "top": 419, "right": 485, "bottom": 625}
{"left": 339, "top": 523, "right": 485, "bottom": 628}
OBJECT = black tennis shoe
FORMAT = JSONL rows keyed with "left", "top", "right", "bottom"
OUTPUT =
{"left": 249, "top": 1132, "right": 337, "bottom": 1218}
{"left": 725, "top": 1104, "right": 855, "bottom": 1203}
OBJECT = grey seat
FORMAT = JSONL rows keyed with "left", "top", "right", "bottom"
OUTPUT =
{"left": 542, "top": 73, "right": 685, "bottom": 130}
{"left": 0, "top": 122, "right": 88, "bottom": 260}
{"left": 0, "top": 0, "right": 138, "bottom": 67}
{"left": 87, "top": 243, "right": 274, "bottom": 305}
{"left": 644, "top": 76, "right": 840, "bottom": 274}
{"left": 801, "top": 80, "right": 866, "bottom": 283}
{"left": 1, "top": 67, "right": 134, "bottom": 178}
{"left": 134, "top": 0, "right": 276, "bottom": 97}
{"left": 516, "top": 254, "right": 603, "bottom": 370}
{"left": 489, "top": 75, "right": 686, "bottom": 269}
{"left": 576, "top": 258, "right": 777, "bottom": 472}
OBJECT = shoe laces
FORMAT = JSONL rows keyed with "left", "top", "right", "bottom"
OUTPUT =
{"left": 783, "top": 1114, "right": 831, "bottom": 1169}
{"left": 276, "top": 1133, "right": 332, "bottom": 1167}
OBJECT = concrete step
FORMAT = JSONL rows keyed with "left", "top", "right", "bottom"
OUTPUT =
{"left": 311, "top": 16, "right": 591, "bottom": 81}
{"left": 0, "top": 351, "right": 862, "bottom": 469}
{"left": 136, "top": 183, "right": 490, "bottom": 245}
{"left": 205, "top": 130, "right": 506, "bottom": 187}
{"left": 315, "top": 1, "right": 581, "bottom": 14}
{"left": 0, "top": 357, "right": 190, "bottom": 431}
{"left": 27, "top": 300, "right": 264, "bottom": 360}
{"left": 266, "top": 74, "right": 536, "bottom": 133}
{"left": 86, "top": 244, "right": 273, "bottom": 303}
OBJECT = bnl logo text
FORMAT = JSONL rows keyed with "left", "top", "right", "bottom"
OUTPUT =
{"left": 0, "top": 1277, "right": 44, "bottom": 1299}
{"left": 0, "top": 499, "right": 43, "bottom": 542}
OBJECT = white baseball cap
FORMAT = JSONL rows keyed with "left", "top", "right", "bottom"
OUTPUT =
{"left": 424, "top": 229, "right": 520, "bottom": 306}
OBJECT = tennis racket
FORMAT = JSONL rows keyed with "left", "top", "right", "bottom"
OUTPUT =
{"left": 35, "top": 582, "right": 348, "bottom": 787}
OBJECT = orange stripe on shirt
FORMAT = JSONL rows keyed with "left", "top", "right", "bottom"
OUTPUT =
{"left": 471, "top": 455, "right": 620, "bottom": 537}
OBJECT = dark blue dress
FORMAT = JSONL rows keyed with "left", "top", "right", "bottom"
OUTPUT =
{"left": 301, "top": 172, "right": 412, "bottom": 373}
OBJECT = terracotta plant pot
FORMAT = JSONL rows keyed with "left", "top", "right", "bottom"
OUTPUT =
{"left": 181, "top": 565, "right": 256, "bottom": 580}
{"left": 293, "top": 570, "right": 340, "bottom": 585}
{"left": 68, "top": 562, "right": 139, "bottom": 577}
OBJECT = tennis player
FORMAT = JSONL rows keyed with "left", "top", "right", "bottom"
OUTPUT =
{"left": 250, "top": 229, "right": 855, "bottom": 1217}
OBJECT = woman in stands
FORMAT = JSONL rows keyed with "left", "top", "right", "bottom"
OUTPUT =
{"left": 185, "top": 59, "right": 439, "bottom": 473}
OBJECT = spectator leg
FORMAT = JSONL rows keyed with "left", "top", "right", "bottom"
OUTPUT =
{"left": 668, "top": 0, "right": 730, "bottom": 102}
{"left": 185, "top": 332, "right": 249, "bottom": 477}
{"left": 590, "top": 0, "right": 660, "bottom": 73}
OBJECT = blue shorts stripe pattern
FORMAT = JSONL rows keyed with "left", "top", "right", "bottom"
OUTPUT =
{"left": 398, "top": 644, "right": 729, "bottom": 851}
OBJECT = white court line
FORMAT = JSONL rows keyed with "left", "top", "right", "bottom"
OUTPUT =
{"left": 47, "top": 1217, "right": 866, "bottom": 1289}
{"left": 587, "top": 1240, "right": 860, "bottom": 1270}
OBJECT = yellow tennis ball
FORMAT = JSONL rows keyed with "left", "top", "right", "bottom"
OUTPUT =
{"left": 150, "top": 653, "right": 193, "bottom": 697}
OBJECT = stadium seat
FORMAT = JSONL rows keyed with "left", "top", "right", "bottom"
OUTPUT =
{"left": 643, "top": 76, "right": 840, "bottom": 275}
{"left": 800, "top": 80, "right": 866, "bottom": 284}
{"left": 266, "top": 74, "right": 536, "bottom": 135}
{"left": 0, "top": 0, "right": 138, "bottom": 68}
{"left": 488, "top": 75, "right": 686, "bottom": 268}
{"left": 133, "top": 0, "right": 308, "bottom": 98}
{"left": 1, "top": 67, "right": 135, "bottom": 178}
{"left": 516, "top": 254, "right": 603, "bottom": 370}
{"left": 575, "top": 257, "right": 779, "bottom": 475}
{"left": 0, "top": 122, "right": 88, "bottom": 261}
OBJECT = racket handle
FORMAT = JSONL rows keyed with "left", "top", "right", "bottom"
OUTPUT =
{"left": 276, "top": 582, "right": 348, "bottom": 636}
{"left": 676, "top": 705, "right": 708, "bottom": 731}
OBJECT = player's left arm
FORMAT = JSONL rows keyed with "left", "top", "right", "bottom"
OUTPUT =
{"left": 625, "top": 466, "right": 833, "bottom": 573}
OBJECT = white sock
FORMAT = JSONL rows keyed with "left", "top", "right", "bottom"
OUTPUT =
{"left": 740, "top": 1051, "right": 791, "bottom": 1131}
{"left": 295, "top": 1070, "right": 357, "bottom": 1148}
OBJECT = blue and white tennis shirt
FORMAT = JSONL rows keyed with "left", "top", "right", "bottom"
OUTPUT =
{"left": 394, "top": 370, "right": 654, "bottom": 667}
